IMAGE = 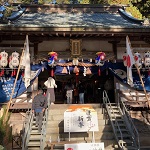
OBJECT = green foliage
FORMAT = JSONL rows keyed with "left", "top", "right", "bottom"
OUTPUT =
{"left": 38, "top": 0, "right": 45, "bottom": 4}
{"left": 107, "top": 0, "right": 143, "bottom": 19}
{"left": 131, "top": 0, "right": 150, "bottom": 18}
{"left": 20, "top": 0, "right": 32, "bottom": 4}
{"left": 79, "top": 0, "right": 90, "bottom": 4}
{"left": 108, "top": 0, "right": 130, "bottom": 4}
{"left": 0, "top": 106, "right": 12, "bottom": 147}
{"left": 0, "top": 145, "right": 6, "bottom": 150}
{"left": 3, "top": 6, "right": 13, "bottom": 18}
{"left": 89, "top": 0, "right": 108, "bottom": 4}
{"left": 126, "top": 4, "right": 143, "bottom": 19}
{"left": 55, "top": 0, "right": 70, "bottom": 4}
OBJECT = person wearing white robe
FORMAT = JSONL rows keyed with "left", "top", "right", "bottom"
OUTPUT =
{"left": 44, "top": 77, "right": 57, "bottom": 105}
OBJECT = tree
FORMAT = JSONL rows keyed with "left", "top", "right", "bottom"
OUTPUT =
{"left": 0, "top": 106, "right": 12, "bottom": 149}
{"left": 107, "top": 0, "right": 143, "bottom": 19}
{"left": 131, "top": 0, "right": 150, "bottom": 18}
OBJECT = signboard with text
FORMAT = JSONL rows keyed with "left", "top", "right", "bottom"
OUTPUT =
{"left": 65, "top": 143, "right": 104, "bottom": 150}
{"left": 70, "top": 39, "right": 82, "bottom": 56}
{"left": 64, "top": 105, "right": 99, "bottom": 132}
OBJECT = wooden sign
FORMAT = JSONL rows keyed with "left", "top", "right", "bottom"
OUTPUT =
{"left": 70, "top": 39, "right": 82, "bottom": 56}
{"left": 65, "top": 143, "right": 104, "bottom": 150}
{"left": 64, "top": 105, "right": 99, "bottom": 132}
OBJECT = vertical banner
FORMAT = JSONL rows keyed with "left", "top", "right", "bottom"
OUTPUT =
{"left": 126, "top": 36, "right": 135, "bottom": 87}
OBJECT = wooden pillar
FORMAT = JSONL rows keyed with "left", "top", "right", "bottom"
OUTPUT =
{"left": 34, "top": 42, "right": 38, "bottom": 61}
{"left": 108, "top": 41, "right": 120, "bottom": 60}
{"left": 30, "top": 40, "right": 42, "bottom": 62}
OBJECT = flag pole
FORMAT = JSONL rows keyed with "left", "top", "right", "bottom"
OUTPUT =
{"left": 135, "top": 64, "right": 150, "bottom": 108}
{"left": 127, "top": 36, "right": 150, "bottom": 108}
{"left": 3, "top": 45, "right": 25, "bottom": 124}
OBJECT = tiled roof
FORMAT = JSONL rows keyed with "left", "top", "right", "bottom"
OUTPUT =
{"left": 11, "top": 11, "right": 143, "bottom": 28}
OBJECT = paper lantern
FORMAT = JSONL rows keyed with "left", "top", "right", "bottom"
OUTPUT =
{"left": 134, "top": 52, "right": 142, "bottom": 68}
{"left": 144, "top": 51, "right": 150, "bottom": 68}
{"left": 0, "top": 51, "right": 8, "bottom": 68}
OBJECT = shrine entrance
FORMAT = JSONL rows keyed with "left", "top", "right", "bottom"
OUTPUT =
{"left": 38, "top": 69, "right": 115, "bottom": 104}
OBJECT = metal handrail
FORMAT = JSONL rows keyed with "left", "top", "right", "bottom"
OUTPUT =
{"left": 40, "top": 107, "right": 49, "bottom": 150}
{"left": 103, "top": 90, "right": 124, "bottom": 149}
{"left": 22, "top": 110, "right": 34, "bottom": 150}
{"left": 120, "top": 99, "right": 140, "bottom": 149}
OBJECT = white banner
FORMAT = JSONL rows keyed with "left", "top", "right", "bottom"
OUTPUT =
{"left": 65, "top": 143, "right": 104, "bottom": 150}
{"left": 64, "top": 105, "right": 99, "bottom": 132}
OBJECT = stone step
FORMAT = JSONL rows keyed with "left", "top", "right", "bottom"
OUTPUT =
{"left": 48, "top": 104, "right": 102, "bottom": 114}
{"left": 47, "top": 112, "right": 104, "bottom": 121}
{"left": 46, "top": 119, "right": 109, "bottom": 128}
{"left": 45, "top": 132, "right": 115, "bottom": 141}
{"left": 28, "top": 141, "right": 41, "bottom": 147}
{"left": 46, "top": 124, "right": 113, "bottom": 133}
{"left": 29, "top": 134, "right": 41, "bottom": 140}
{"left": 27, "top": 104, "right": 119, "bottom": 150}
{"left": 28, "top": 148, "right": 41, "bottom": 150}
{"left": 49, "top": 104, "right": 102, "bottom": 109}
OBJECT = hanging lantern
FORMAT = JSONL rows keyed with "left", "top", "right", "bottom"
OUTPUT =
{"left": 48, "top": 52, "right": 58, "bottom": 76}
{"left": 95, "top": 52, "right": 106, "bottom": 66}
{"left": 9, "top": 55, "right": 13, "bottom": 69}
{"left": 9, "top": 52, "right": 20, "bottom": 77}
{"left": 48, "top": 51, "right": 58, "bottom": 66}
{"left": 0, "top": 51, "right": 8, "bottom": 76}
{"left": 144, "top": 51, "right": 150, "bottom": 68}
{"left": 11, "top": 52, "right": 20, "bottom": 68}
{"left": 95, "top": 52, "right": 106, "bottom": 76}
{"left": 0, "top": 51, "right": 8, "bottom": 68}
{"left": 134, "top": 52, "right": 142, "bottom": 69}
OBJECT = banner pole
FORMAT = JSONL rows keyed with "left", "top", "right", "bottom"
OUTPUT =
{"left": 3, "top": 47, "right": 25, "bottom": 124}
{"left": 135, "top": 65, "right": 150, "bottom": 108}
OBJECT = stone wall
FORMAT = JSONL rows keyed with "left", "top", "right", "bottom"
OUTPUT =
{"left": 9, "top": 112, "right": 26, "bottom": 135}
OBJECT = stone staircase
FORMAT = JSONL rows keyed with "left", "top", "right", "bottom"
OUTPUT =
{"left": 44, "top": 104, "right": 118, "bottom": 150}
